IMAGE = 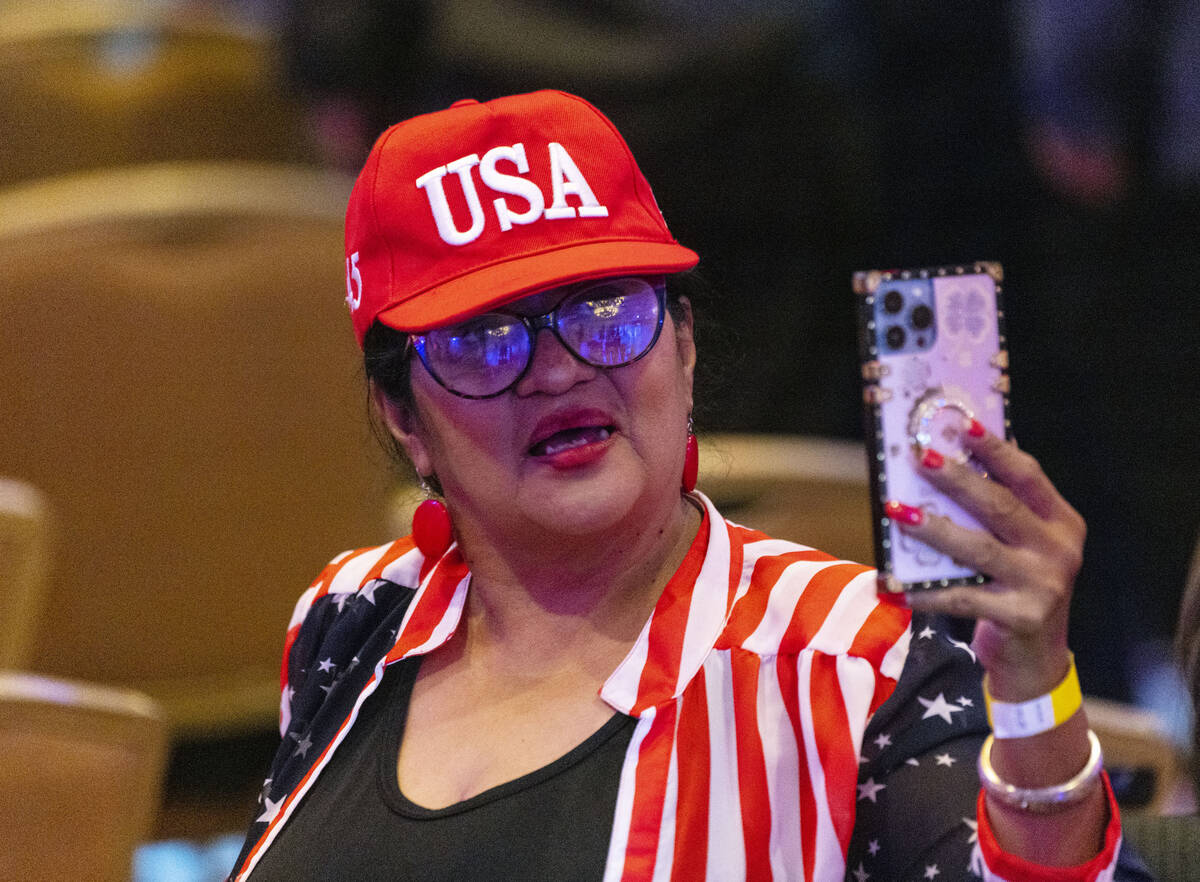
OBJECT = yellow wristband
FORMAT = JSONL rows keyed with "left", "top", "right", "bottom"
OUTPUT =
{"left": 984, "top": 653, "right": 1082, "bottom": 739}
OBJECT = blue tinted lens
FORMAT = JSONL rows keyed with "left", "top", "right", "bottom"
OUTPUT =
{"left": 419, "top": 315, "right": 530, "bottom": 398}
{"left": 558, "top": 278, "right": 663, "bottom": 366}
{"left": 414, "top": 277, "right": 665, "bottom": 398}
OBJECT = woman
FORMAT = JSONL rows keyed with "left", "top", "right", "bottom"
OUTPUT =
{"left": 229, "top": 91, "right": 1138, "bottom": 880}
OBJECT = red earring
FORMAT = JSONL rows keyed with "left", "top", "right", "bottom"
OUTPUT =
{"left": 412, "top": 480, "right": 452, "bottom": 559}
{"left": 681, "top": 419, "right": 698, "bottom": 492}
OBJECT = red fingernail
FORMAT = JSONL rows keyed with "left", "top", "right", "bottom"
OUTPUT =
{"left": 921, "top": 448, "right": 945, "bottom": 469}
{"left": 884, "top": 500, "right": 924, "bottom": 526}
{"left": 968, "top": 419, "right": 985, "bottom": 438}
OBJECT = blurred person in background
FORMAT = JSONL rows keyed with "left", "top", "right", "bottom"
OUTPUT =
{"left": 280, "top": 0, "right": 438, "bottom": 168}
{"left": 1012, "top": 0, "right": 1200, "bottom": 710}
{"left": 1174, "top": 538, "right": 1200, "bottom": 796}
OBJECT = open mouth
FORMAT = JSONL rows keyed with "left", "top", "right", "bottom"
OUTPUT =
{"left": 528, "top": 425, "right": 614, "bottom": 457}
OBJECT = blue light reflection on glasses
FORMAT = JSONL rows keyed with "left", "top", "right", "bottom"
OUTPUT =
{"left": 410, "top": 277, "right": 666, "bottom": 399}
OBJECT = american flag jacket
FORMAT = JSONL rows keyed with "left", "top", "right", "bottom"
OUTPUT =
{"left": 229, "top": 491, "right": 1128, "bottom": 881}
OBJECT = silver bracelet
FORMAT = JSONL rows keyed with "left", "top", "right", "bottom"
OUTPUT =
{"left": 977, "top": 729, "right": 1103, "bottom": 813}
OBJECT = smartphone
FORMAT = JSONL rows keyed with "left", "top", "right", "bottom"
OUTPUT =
{"left": 853, "top": 262, "right": 1011, "bottom": 593}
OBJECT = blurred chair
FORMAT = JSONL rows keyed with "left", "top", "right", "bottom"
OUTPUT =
{"left": 1095, "top": 532, "right": 1199, "bottom": 816}
{"left": 0, "top": 671, "right": 168, "bottom": 882}
{"left": 1083, "top": 696, "right": 1189, "bottom": 814}
{"left": 0, "top": 1, "right": 308, "bottom": 187}
{"left": 0, "top": 478, "right": 49, "bottom": 669}
{"left": 696, "top": 432, "right": 874, "bottom": 563}
{"left": 0, "top": 161, "right": 395, "bottom": 737}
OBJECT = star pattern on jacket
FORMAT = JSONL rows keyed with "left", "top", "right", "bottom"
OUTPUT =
{"left": 847, "top": 614, "right": 992, "bottom": 880}
{"left": 918, "top": 691, "right": 966, "bottom": 724}
{"left": 857, "top": 778, "right": 887, "bottom": 803}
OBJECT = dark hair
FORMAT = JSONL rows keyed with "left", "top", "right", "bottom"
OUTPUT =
{"left": 363, "top": 321, "right": 417, "bottom": 412}
{"left": 362, "top": 320, "right": 417, "bottom": 477}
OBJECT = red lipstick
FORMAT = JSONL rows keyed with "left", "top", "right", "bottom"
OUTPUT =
{"left": 527, "top": 408, "right": 617, "bottom": 469}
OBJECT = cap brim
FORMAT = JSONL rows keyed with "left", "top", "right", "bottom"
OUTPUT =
{"left": 374, "top": 239, "right": 700, "bottom": 332}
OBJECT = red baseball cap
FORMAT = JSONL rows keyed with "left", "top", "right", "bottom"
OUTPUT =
{"left": 343, "top": 90, "right": 699, "bottom": 345}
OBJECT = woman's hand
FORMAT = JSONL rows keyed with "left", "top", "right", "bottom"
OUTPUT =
{"left": 890, "top": 426, "right": 1087, "bottom": 701}
{"left": 888, "top": 428, "right": 1113, "bottom": 868}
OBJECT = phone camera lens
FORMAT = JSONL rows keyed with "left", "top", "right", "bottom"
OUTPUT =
{"left": 885, "top": 325, "right": 906, "bottom": 349}
{"left": 883, "top": 290, "right": 904, "bottom": 314}
{"left": 911, "top": 304, "right": 933, "bottom": 330}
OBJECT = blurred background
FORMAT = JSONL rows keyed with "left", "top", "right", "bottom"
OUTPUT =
{"left": 1, "top": 0, "right": 1197, "bottom": 879}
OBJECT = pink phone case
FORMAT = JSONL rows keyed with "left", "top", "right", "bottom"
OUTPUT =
{"left": 854, "top": 262, "right": 1011, "bottom": 593}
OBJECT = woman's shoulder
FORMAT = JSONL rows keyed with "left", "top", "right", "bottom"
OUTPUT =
{"left": 719, "top": 520, "right": 910, "bottom": 663}
{"left": 300, "top": 535, "right": 426, "bottom": 610}
{"left": 281, "top": 538, "right": 426, "bottom": 682}
{"left": 277, "top": 537, "right": 427, "bottom": 735}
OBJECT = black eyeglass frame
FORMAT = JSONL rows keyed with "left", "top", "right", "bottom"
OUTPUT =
{"left": 408, "top": 277, "right": 668, "bottom": 400}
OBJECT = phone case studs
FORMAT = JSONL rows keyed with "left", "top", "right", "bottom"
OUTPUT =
{"left": 861, "top": 361, "right": 889, "bottom": 381}
{"left": 979, "top": 261, "right": 1004, "bottom": 282}
{"left": 852, "top": 270, "right": 881, "bottom": 294}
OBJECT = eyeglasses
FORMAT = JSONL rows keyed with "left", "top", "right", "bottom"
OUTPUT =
{"left": 410, "top": 276, "right": 667, "bottom": 399}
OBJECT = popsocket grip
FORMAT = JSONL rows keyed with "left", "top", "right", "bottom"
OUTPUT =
{"left": 908, "top": 387, "right": 976, "bottom": 464}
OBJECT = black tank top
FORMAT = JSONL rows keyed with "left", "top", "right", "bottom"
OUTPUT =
{"left": 248, "top": 656, "right": 637, "bottom": 881}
